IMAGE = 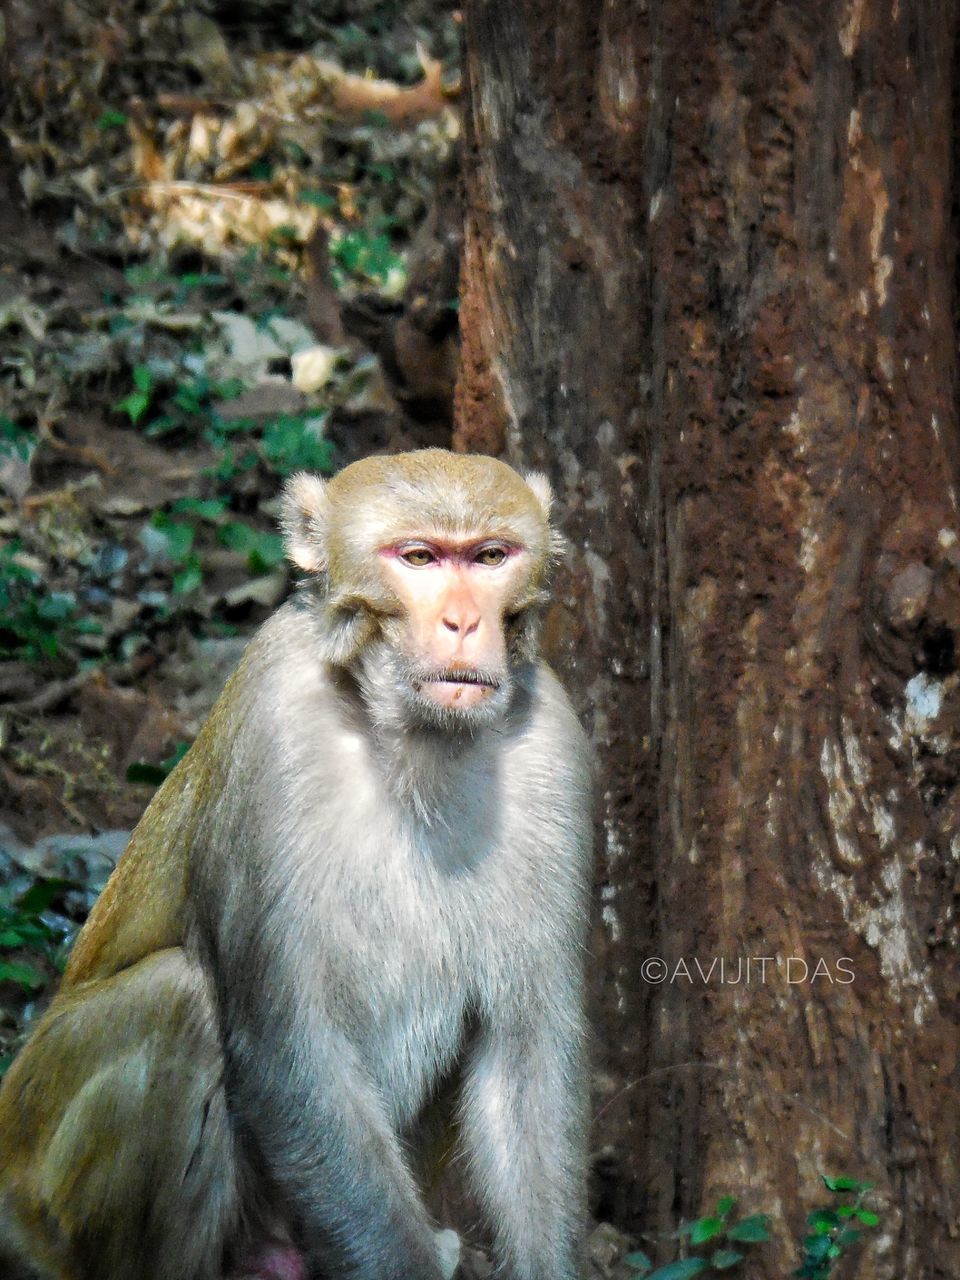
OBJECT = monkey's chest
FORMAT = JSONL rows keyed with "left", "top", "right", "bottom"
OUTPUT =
{"left": 328, "top": 839, "right": 515, "bottom": 1125}
{"left": 342, "top": 919, "right": 468, "bottom": 1125}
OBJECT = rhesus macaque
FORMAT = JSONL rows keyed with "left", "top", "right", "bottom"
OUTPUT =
{"left": 0, "top": 450, "right": 593, "bottom": 1280}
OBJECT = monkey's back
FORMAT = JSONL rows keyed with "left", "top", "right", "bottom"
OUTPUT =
{"left": 61, "top": 643, "right": 258, "bottom": 987}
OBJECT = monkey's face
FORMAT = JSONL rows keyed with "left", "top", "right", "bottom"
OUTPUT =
{"left": 376, "top": 535, "right": 528, "bottom": 721}
{"left": 281, "top": 450, "right": 563, "bottom": 731}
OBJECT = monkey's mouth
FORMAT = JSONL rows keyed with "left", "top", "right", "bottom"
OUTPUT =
{"left": 417, "top": 670, "right": 500, "bottom": 710}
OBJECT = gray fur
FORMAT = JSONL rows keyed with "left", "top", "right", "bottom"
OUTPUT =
{"left": 191, "top": 602, "right": 592, "bottom": 1280}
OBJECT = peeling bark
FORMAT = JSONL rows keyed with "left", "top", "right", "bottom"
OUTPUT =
{"left": 458, "top": 2, "right": 960, "bottom": 1276}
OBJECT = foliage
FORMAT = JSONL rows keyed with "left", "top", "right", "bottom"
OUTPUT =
{"left": 259, "top": 413, "right": 335, "bottom": 478}
{"left": 218, "top": 522, "right": 285, "bottom": 575}
{"left": 330, "top": 224, "right": 406, "bottom": 293}
{"left": 0, "top": 544, "right": 102, "bottom": 662}
{"left": 0, "top": 415, "right": 36, "bottom": 461}
{"left": 126, "top": 741, "right": 191, "bottom": 787}
{"left": 109, "top": 281, "right": 336, "bottom": 607}
{"left": 793, "top": 1176, "right": 879, "bottom": 1280}
{"left": 624, "top": 1198, "right": 768, "bottom": 1279}
{"left": 0, "top": 878, "right": 75, "bottom": 1043}
{"left": 204, "top": 411, "right": 335, "bottom": 485}
{"left": 624, "top": 1178, "right": 880, "bottom": 1279}
{"left": 115, "top": 362, "right": 245, "bottom": 439}
{"left": 114, "top": 363, "right": 155, "bottom": 426}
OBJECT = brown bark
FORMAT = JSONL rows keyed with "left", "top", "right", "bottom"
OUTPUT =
{"left": 457, "top": 2, "right": 960, "bottom": 1277}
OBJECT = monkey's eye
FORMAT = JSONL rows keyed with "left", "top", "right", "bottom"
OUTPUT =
{"left": 400, "top": 547, "right": 437, "bottom": 567}
{"left": 474, "top": 546, "right": 508, "bottom": 567}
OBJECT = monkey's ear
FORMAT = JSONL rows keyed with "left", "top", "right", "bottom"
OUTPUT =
{"left": 524, "top": 472, "right": 553, "bottom": 520}
{"left": 281, "top": 472, "right": 330, "bottom": 572}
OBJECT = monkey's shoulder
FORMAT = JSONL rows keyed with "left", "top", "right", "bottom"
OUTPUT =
{"left": 506, "top": 662, "right": 592, "bottom": 775}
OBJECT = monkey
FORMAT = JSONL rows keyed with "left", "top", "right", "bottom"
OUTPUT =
{"left": 0, "top": 449, "right": 593, "bottom": 1280}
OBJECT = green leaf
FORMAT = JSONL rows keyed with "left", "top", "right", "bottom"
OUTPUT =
{"left": 170, "top": 497, "right": 228, "bottom": 521}
{"left": 727, "top": 1215, "right": 771, "bottom": 1243}
{"left": 97, "top": 109, "right": 128, "bottom": 129}
{"left": 710, "top": 1249, "right": 744, "bottom": 1270}
{"left": 821, "top": 1174, "right": 871, "bottom": 1194}
{"left": 172, "top": 565, "right": 203, "bottom": 596}
{"left": 261, "top": 413, "right": 334, "bottom": 477}
{"left": 623, "top": 1251, "right": 653, "bottom": 1274}
{"left": 115, "top": 367, "right": 154, "bottom": 423}
{"left": 150, "top": 515, "right": 195, "bottom": 564}
{"left": 687, "top": 1218, "right": 722, "bottom": 1245}
{"left": 0, "top": 416, "right": 36, "bottom": 460}
{"left": 856, "top": 1210, "right": 879, "bottom": 1226}
{"left": 211, "top": 377, "right": 246, "bottom": 400}
{"left": 36, "top": 593, "right": 76, "bottom": 622}
{"left": 16, "top": 879, "right": 71, "bottom": 916}
{"left": 144, "top": 414, "right": 180, "bottom": 438}
{"left": 247, "top": 533, "right": 284, "bottom": 575}
{"left": 716, "top": 1196, "right": 736, "bottom": 1218}
{"left": 802, "top": 1234, "right": 833, "bottom": 1263}
{"left": 176, "top": 272, "right": 227, "bottom": 291}
{"left": 124, "top": 264, "right": 169, "bottom": 286}
{"left": 219, "top": 521, "right": 257, "bottom": 553}
{"left": 836, "top": 1228, "right": 862, "bottom": 1247}
{"left": 299, "top": 189, "right": 336, "bottom": 209}
{"left": 127, "top": 742, "right": 190, "bottom": 788}
{"left": 0, "top": 919, "right": 52, "bottom": 944}
{"left": 808, "top": 1210, "right": 840, "bottom": 1235}
{"left": 0, "top": 960, "right": 46, "bottom": 990}
{"left": 218, "top": 523, "right": 284, "bottom": 573}
{"left": 126, "top": 762, "right": 168, "bottom": 786}
{"left": 330, "top": 228, "right": 405, "bottom": 286}
{"left": 115, "top": 388, "right": 151, "bottom": 424}
{"left": 162, "top": 742, "right": 191, "bottom": 773}
{"left": 173, "top": 555, "right": 204, "bottom": 595}
{"left": 643, "top": 1260, "right": 708, "bottom": 1280}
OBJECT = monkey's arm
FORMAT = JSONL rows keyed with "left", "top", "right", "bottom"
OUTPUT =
{"left": 202, "top": 906, "right": 447, "bottom": 1280}
{"left": 460, "top": 960, "right": 588, "bottom": 1280}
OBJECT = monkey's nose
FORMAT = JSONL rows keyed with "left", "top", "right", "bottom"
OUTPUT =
{"left": 441, "top": 613, "right": 480, "bottom": 636}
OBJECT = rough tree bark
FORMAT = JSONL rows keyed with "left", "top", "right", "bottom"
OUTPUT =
{"left": 456, "top": 2, "right": 960, "bottom": 1277}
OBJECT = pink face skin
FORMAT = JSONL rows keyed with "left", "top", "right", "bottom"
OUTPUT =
{"left": 378, "top": 538, "right": 525, "bottom": 711}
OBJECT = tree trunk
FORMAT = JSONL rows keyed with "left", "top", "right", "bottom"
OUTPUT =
{"left": 456, "top": 2, "right": 960, "bottom": 1276}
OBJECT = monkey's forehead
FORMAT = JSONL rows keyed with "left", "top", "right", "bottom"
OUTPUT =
{"left": 327, "top": 450, "right": 529, "bottom": 499}
{"left": 327, "top": 450, "right": 545, "bottom": 528}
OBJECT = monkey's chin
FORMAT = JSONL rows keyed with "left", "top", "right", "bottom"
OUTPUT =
{"left": 417, "top": 679, "right": 497, "bottom": 711}
{"left": 406, "top": 672, "right": 510, "bottom": 732}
